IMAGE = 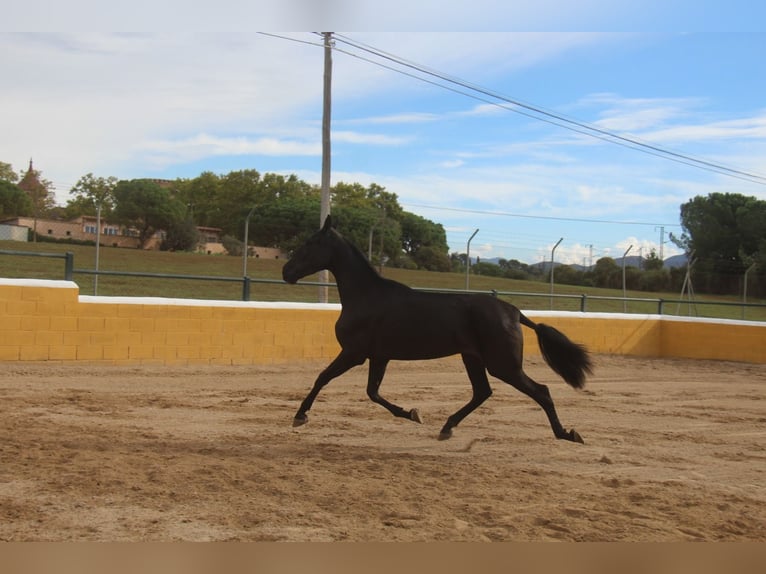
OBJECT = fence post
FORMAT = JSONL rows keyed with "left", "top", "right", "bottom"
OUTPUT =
{"left": 242, "top": 276, "right": 251, "bottom": 301}
{"left": 580, "top": 294, "right": 587, "bottom": 312}
{"left": 658, "top": 299, "right": 664, "bottom": 315}
{"left": 64, "top": 252, "right": 74, "bottom": 281}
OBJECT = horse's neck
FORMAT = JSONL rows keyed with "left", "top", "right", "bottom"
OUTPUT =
{"left": 331, "top": 239, "right": 382, "bottom": 303}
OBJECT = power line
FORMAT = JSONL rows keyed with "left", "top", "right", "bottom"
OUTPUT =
{"left": 257, "top": 31, "right": 766, "bottom": 185}
{"left": 401, "top": 202, "right": 681, "bottom": 227}
{"left": 326, "top": 33, "right": 766, "bottom": 187}
{"left": 256, "top": 32, "right": 323, "bottom": 48}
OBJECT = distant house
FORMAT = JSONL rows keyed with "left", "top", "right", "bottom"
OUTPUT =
{"left": 3, "top": 164, "right": 284, "bottom": 257}
{"left": 0, "top": 215, "right": 286, "bottom": 259}
{"left": 0, "top": 215, "right": 226, "bottom": 254}
{"left": 197, "top": 226, "right": 226, "bottom": 255}
{"left": 248, "top": 246, "right": 284, "bottom": 260}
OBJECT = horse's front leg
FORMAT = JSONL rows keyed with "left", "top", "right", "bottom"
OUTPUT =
{"left": 293, "top": 351, "right": 363, "bottom": 427}
{"left": 366, "top": 357, "right": 422, "bottom": 423}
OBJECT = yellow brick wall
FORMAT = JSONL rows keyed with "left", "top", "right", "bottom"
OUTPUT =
{"left": 1, "top": 280, "right": 764, "bottom": 365}
{"left": 1, "top": 280, "right": 341, "bottom": 365}
{"left": 661, "top": 317, "right": 766, "bottom": 363}
{"left": 522, "top": 313, "right": 664, "bottom": 358}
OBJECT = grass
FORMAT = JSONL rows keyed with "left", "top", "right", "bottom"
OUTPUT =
{"left": 2, "top": 240, "right": 764, "bottom": 322}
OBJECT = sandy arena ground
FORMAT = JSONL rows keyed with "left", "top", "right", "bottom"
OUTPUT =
{"left": 0, "top": 354, "right": 764, "bottom": 541}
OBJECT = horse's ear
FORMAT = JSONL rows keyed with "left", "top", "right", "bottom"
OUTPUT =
{"left": 322, "top": 215, "right": 333, "bottom": 232}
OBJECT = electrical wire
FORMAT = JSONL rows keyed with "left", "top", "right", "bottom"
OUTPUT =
{"left": 401, "top": 202, "right": 680, "bottom": 227}
{"left": 325, "top": 33, "right": 766, "bottom": 187}
{"left": 257, "top": 31, "right": 766, "bottom": 185}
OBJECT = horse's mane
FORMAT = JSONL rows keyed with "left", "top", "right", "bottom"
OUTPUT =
{"left": 331, "top": 228, "right": 381, "bottom": 277}
{"left": 331, "top": 227, "right": 410, "bottom": 291}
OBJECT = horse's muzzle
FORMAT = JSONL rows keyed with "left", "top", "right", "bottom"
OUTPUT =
{"left": 282, "top": 265, "right": 298, "bottom": 284}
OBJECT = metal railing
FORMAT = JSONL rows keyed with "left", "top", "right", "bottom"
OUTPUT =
{"left": 414, "top": 286, "right": 766, "bottom": 320}
{"left": 2, "top": 248, "right": 764, "bottom": 321}
{"left": 0, "top": 248, "right": 74, "bottom": 280}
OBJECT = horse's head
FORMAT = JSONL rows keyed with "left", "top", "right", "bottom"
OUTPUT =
{"left": 282, "top": 215, "right": 337, "bottom": 284}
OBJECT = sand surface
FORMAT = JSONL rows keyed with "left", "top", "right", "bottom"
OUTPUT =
{"left": 0, "top": 355, "right": 764, "bottom": 541}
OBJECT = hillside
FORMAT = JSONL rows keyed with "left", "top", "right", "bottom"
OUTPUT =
{"left": 488, "top": 253, "right": 688, "bottom": 272}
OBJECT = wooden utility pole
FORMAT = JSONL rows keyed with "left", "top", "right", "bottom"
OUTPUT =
{"left": 318, "top": 31, "right": 333, "bottom": 303}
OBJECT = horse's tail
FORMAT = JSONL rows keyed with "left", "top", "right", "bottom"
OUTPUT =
{"left": 519, "top": 312, "right": 592, "bottom": 389}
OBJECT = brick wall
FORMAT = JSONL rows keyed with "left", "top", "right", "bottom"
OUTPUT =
{"left": 1, "top": 279, "right": 764, "bottom": 365}
{"left": 0, "top": 279, "right": 340, "bottom": 365}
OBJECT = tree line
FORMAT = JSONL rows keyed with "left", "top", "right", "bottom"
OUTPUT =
{"left": 468, "top": 192, "right": 766, "bottom": 298}
{"left": 1, "top": 162, "right": 452, "bottom": 272}
{"left": 1, "top": 161, "right": 764, "bottom": 297}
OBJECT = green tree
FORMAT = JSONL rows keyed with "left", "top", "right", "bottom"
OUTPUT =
{"left": 639, "top": 269, "right": 671, "bottom": 292}
{"left": 332, "top": 204, "right": 401, "bottom": 266}
{"left": 0, "top": 180, "right": 34, "bottom": 218}
{"left": 411, "top": 245, "right": 451, "bottom": 272}
{"left": 249, "top": 193, "right": 321, "bottom": 253}
{"left": 0, "top": 161, "right": 18, "bottom": 183}
{"left": 330, "top": 181, "right": 408, "bottom": 265}
{"left": 643, "top": 248, "right": 664, "bottom": 271}
{"left": 112, "top": 179, "right": 183, "bottom": 248}
{"left": 398, "top": 212, "right": 450, "bottom": 270}
{"left": 174, "top": 171, "right": 222, "bottom": 228}
{"left": 332, "top": 182, "right": 403, "bottom": 220}
{"left": 554, "top": 264, "right": 586, "bottom": 286}
{"left": 497, "top": 258, "right": 532, "bottom": 280}
{"left": 592, "top": 257, "right": 620, "bottom": 289}
{"left": 215, "top": 169, "right": 263, "bottom": 238}
{"left": 66, "top": 173, "right": 118, "bottom": 218}
{"left": 246, "top": 173, "right": 319, "bottom": 250}
{"left": 472, "top": 261, "right": 503, "bottom": 277}
{"left": 161, "top": 215, "right": 200, "bottom": 252}
{"left": 675, "top": 192, "right": 766, "bottom": 294}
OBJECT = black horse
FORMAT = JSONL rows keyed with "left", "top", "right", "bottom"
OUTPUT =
{"left": 282, "top": 216, "right": 592, "bottom": 442}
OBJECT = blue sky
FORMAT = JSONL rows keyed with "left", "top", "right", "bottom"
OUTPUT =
{"left": 3, "top": 18, "right": 766, "bottom": 265}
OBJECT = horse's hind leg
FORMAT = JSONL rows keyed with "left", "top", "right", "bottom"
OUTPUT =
{"left": 293, "top": 350, "right": 363, "bottom": 427}
{"left": 438, "top": 353, "right": 492, "bottom": 440}
{"left": 367, "top": 357, "right": 422, "bottom": 423}
{"left": 493, "top": 367, "right": 583, "bottom": 443}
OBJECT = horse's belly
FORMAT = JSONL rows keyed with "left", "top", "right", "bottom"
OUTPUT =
{"left": 372, "top": 322, "right": 469, "bottom": 360}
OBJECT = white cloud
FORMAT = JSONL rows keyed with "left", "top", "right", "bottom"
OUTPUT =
{"left": 455, "top": 103, "right": 506, "bottom": 117}
{"left": 582, "top": 93, "right": 702, "bottom": 132}
{"left": 333, "top": 131, "right": 411, "bottom": 145}
{"left": 643, "top": 113, "right": 766, "bottom": 143}
{"left": 343, "top": 112, "right": 439, "bottom": 125}
{"left": 137, "top": 134, "right": 321, "bottom": 167}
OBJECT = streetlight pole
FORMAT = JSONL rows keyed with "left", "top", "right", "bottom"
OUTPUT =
{"left": 549, "top": 237, "right": 563, "bottom": 309}
{"left": 465, "top": 228, "right": 479, "bottom": 290}
{"left": 242, "top": 204, "right": 257, "bottom": 278}
{"left": 743, "top": 262, "right": 757, "bottom": 319}
{"left": 622, "top": 244, "right": 633, "bottom": 312}
{"left": 94, "top": 203, "right": 102, "bottom": 295}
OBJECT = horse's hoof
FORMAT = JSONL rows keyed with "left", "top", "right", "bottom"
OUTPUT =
{"left": 570, "top": 429, "right": 584, "bottom": 444}
{"left": 438, "top": 429, "right": 453, "bottom": 441}
{"left": 293, "top": 415, "right": 308, "bottom": 428}
{"left": 409, "top": 409, "right": 423, "bottom": 424}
